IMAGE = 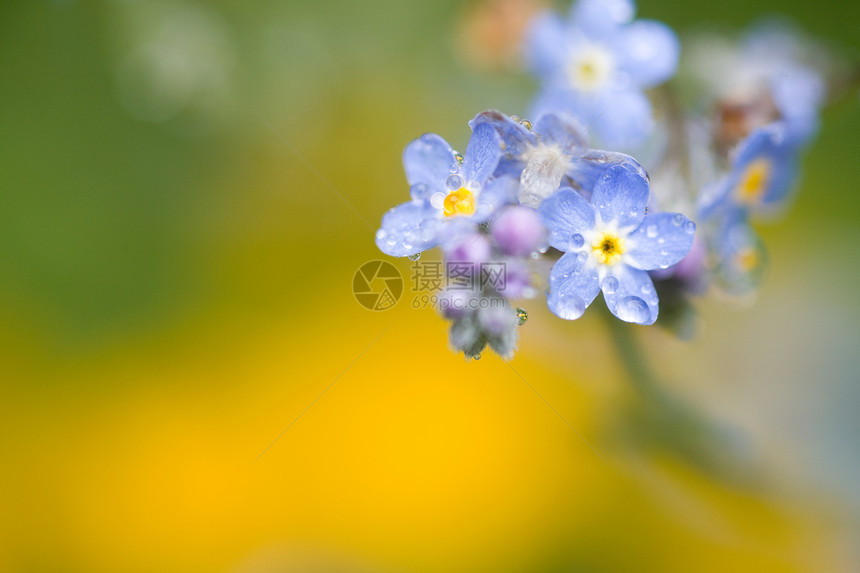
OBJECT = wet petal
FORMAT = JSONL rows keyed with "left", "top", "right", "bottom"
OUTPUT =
{"left": 625, "top": 212, "right": 696, "bottom": 270}
{"left": 470, "top": 109, "right": 537, "bottom": 160}
{"left": 403, "top": 134, "right": 456, "bottom": 194}
{"left": 547, "top": 252, "right": 600, "bottom": 320}
{"left": 375, "top": 201, "right": 442, "bottom": 257}
{"left": 567, "top": 149, "right": 635, "bottom": 195}
{"left": 602, "top": 265, "right": 658, "bottom": 325}
{"left": 591, "top": 161, "right": 650, "bottom": 229}
{"left": 534, "top": 113, "right": 587, "bottom": 154}
{"left": 462, "top": 122, "right": 502, "bottom": 184}
{"left": 538, "top": 187, "right": 595, "bottom": 251}
{"left": 475, "top": 176, "right": 518, "bottom": 220}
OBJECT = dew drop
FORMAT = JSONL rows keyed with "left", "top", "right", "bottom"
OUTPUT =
{"left": 684, "top": 220, "right": 696, "bottom": 234}
{"left": 672, "top": 214, "right": 684, "bottom": 226}
{"left": 407, "top": 252, "right": 422, "bottom": 261}
{"left": 616, "top": 296, "right": 650, "bottom": 323}
{"left": 446, "top": 174, "right": 463, "bottom": 190}
{"left": 602, "top": 276, "right": 619, "bottom": 294}
{"left": 454, "top": 152, "right": 464, "bottom": 164}
{"left": 569, "top": 233, "right": 585, "bottom": 249}
{"left": 519, "top": 119, "right": 532, "bottom": 130}
{"left": 430, "top": 192, "right": 446, "bottom": 210}
{"left": 530, "top": 251, "right": 540, "bottom": 259}
{"left": 473, "top": 353, "right": 482, "bottom": 361}
{"left": 516, "top": 308, "right": 528, "bottom": 325}
{"left": 646, "top": 224, "right": 658, "bottom": 238}
{"left": 449, "top": 162, "right": 460, "bottom": 173}
{"left": 510, "top": 115, "right": 521, "bottom": 123}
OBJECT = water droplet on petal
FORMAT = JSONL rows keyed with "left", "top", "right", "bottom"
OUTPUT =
{"left": 672, "top": 214, "right": 684, "bottom": 226}
{"left": 446, "top": 174, "right": 463, "bottom": 190}
{"left": 510, "top": 115, "right": 520, "bottom": 123}
{"left": 519, "top": 119, "right": 532, "bottom": 130}
{"left": 454, "top": 152, "right": 464, "bottom": 165}
{"left": 473, "top": 353, "right": 482, "bottom": 361}
{"left": 646, "top": 224, "right": 658, "bottom": 238}
{"left": 684, "top": 221, "right": 696, "bottom": 234}
{"left": 449, "top": 162, "right": 460, "bottom": 173}
{"left": 407, "top": 252, "right": 422, "bottom": 261}
{"left": 430, "top": 192, "right": 446, "bottom": 209}
{"left": 569, "top": 233, "right": 585, "bottom": 249}
{"left": 516, "top": 308, "right": 528, "bottom": 325}
{"left": 616, "top": 296, "right": 650, "bottom": 323}
{"left": 602, "top": 276, "right": 619, "bottom": 294}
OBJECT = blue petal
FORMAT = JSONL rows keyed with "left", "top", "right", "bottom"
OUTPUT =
{"left": 470, "top": 109, "right": 537, "bottom": 161}
{"left": 375, "top": 201, "right": 442, "bottom": 257}
{"left": 534, "top": 113, "right": 588, "bottom": 154}
{"left": 602, "top": 265, "right": 658, "bottom": 325}
{"left": 591, "top": 89, "right": 653, "bottom": 149}
{"left": 403, "top": 134, "right": 456, "bottom": 195}
{"left": 625, "top": 212, "right": 696, "bottom": 271}
{"left": 728, "top": 123, "right": 800, "bottom": 214}
{"left": 591, "top": 161, "right": 650, "bottom": 230}
{"left": 570, "top": 0, "right": 634, "bottom": 39}
{"left": 538, "top": 187, "right": 596, "bottom": 251}
{"left": 618, "top": 20, "right": 679, "bottom": 88}
{"left": 475, "top": 176, "right": 519, "bottom": 221}
{"left": 525, "top": 12, "right": 571, "bottom": 80}
{"left": 567, "top": 149, "right": 635, "bottom": 195}
{"left": 462, "top": 122, "right": 502, "bottom": 184}
{"left": 547, "top": 252, "right": 600, "bottom": 320}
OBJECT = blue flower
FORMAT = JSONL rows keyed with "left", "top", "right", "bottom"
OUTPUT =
{"left": 525, "top": 0, "right": 679, "bottom": 149}
{"left": 539, "top": 161, "right": 695, "bottom": 324}
{"left": 699, "top": 122, "right": 800, "bottom": 220}
{"left": 471, "top": 110, "right": 636, "bottom": 207}
{"left": 376, "top": 123, "right": 517, "bottom": 257}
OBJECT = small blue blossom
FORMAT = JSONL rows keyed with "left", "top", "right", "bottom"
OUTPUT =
{"left": 699, "top": 122, "right": 800, "bottom": 221}
{"left": 712, "top": 216, "right": 767, "bottom": 295}
{"left": 525, "top": 0, "right": 679, "bottom": 149}
{"left": 376, "top": 123, "right": 518, "bottom": 257}
{"left": 539, "top": 161, "right": 695, "bottom": 324}
{"left": 471, "top": 110, "right": 635, "bottom": 207}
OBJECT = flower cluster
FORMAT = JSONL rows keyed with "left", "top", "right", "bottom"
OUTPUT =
{"left": 375, "top": 0, "right": 835, "bottom": 358}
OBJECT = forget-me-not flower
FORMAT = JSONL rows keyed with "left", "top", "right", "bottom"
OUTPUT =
{"left": 471, "top": 109, "right": 635, "bottom": 207}
{"left": 539, "top": 161, "right": 695, "bottom": 324}
{"left": 376, "top": 123, "right": 517, "bottom": 257}
{"left": 699, "top": 122, "right": 800, "bottom": 221}
{"left": 525, "top": 0, "right": 679, "bottom": 148}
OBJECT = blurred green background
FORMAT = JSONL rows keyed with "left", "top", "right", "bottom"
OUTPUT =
{"left": 1, "top": 0, "right": 859, "bottom": 571}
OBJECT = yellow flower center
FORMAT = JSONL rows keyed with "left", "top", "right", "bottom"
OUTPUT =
{"left": 736, "top": 158, "right": 772, "bottom": 204}
{"left": 735, "top": 247, "right": 761, "bottom": 272}
{"left": 568, "top": 46, "right": 614, "bottom": 92}
{"left": 592, "top": 232, "right": 625, "bottom": 266}
{"left": 443, "top": 187, "right": 476, "bottom": 218}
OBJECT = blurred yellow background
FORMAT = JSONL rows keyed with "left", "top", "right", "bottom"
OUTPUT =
{"left": 1, "top": 0, "right": 859, "bottom": 571}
